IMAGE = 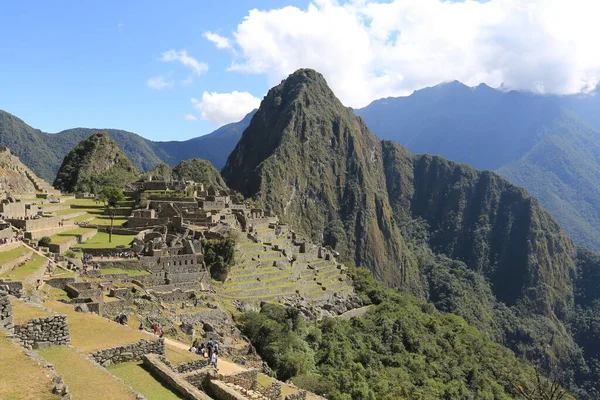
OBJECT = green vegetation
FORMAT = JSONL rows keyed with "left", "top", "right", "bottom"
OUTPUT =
{"left": 45, "top": 301, "right": 147, "bottom": 353}
{"left": 49, "top": 227, "right": 96, "bottom": 245}
{"left": 0, "top": 246, "right": 29, "bottom": 266}
{"left": 0, "top": 254, "right": 47, "bottom": 281}
{"left": 78, "top": 232, "right": 135, "bottom": 249}
{"left": 202, "top": 237, "right": 236, "bottom": 282}
{"left": 0, "top": 332, "right": 59, "bottom": 399}
{"left": 97, "top": 186, "right": 125, "bottom": 243}
{"left": 172, "top": 158, "right": 229, "bottom": 192}
{"left": 53, "top": 132, "right": 139, "bottom": 193}
{"left": 0, "top": 109, "right": 251, "bottom": 183}
{"left": 100, "top": 268, "right": 149, "bottom": 277}
{"left": 9, "top": 298, "right": 53, "bottom": 324}
{"left": 38, "top": 347, "right": 136, "bottom": 400}
{"left": 108, "top": 362, "right": 181, "bottom": 400}
{"left": 222, "top": 69, "right": 599, "bottom": 398}
{"left": 240, "top": 268, "right": 556, "bottom": 400}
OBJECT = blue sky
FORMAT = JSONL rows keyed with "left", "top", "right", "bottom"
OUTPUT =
{"left": 1, "top": 0, "right": 597, "bottom": 141}
{"left": 0, "top": 1, "right": 305, "bottom": 141}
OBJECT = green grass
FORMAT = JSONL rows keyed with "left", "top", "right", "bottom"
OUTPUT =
{"left": 49, "top": 227, "right": 96, "bottom": 245}
{"left": 78, "top": 232, "right": 135, "bottom": 249}
{"left": 0, "top": 246, "right": 29, "bottom": 266}
{"left": 10, "top": 298, "right": 53, "bottom": 324}
{"left": 0, "top": 332, "right": 59, "bottom": 400}
{"left": 38, "top": 347, "right": 136, "bottom": 400}
{"left": 0, "top": 253, "right": 47, "bottom": 281}
{"left": 45, "top": 301, "right": 148, "bottom": 353}
{"left": 100, "top": 268, "right": 149, "bottom": 277}
{"left": 165, "top": 344, "right": 204, "bottom": 365}
{"left": 108, "top": 362, "right": 181, "bottom": 400}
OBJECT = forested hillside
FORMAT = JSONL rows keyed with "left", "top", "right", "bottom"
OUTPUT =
{"left": 356, "top": 82, "right": 600, "bottom": 253}
{"left": 223, "top": 69, "right": 600, "bottom": 398}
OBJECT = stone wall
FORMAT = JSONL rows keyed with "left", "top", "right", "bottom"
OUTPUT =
{"left": 8, "top": 216, "right": 65, "bottom": 231}
{"left": 0, "top": 290, "right": 13, "bottom": 332}
{"left": 13, "top": 314, "right": 70, "bottom": 349}
{"left": 176, "top": 359, "right": 210, "bottom": 374}
{"left": 0, "top": 280, "right": 25, "bottom": 297}
{"left": 46, "top": 277, "right": 77, "bottom": 289}
{"left": 24, "top": 224, "right": 77, "bottom": 240}
{"left": 207, "top": 380, "right": 247, "bottom": 400}
{"left": 217, "top": 369, "right": 259, "bottom": 391}
{"left": 49, "top": 228, "right": 97, "bottom": 254}
{"left": 90, "top": 338, "right": 165, "bottom": 366}
{"left": 285, "top": 391, "right": 307, "bottom": 400}
{"left": 151, "top": 288, "right": 197, "bottom": 303}
{"left": 257, "top": 381, "right": 282, "bottom": 400}
{"left": 142, "top": 353, "right": 213, "bottom": 399}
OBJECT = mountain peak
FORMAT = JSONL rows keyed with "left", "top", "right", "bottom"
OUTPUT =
{"left": 53, "top": 131, "right": 139, "bottom": 193}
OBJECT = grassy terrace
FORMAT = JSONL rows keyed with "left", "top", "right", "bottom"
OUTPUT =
{"left": 45, "top": 301, "right": 148, "bottom": 353}
{"left": 64, "top": 197, "right": 131, "bottom": 227}
{"left": 0, "top": 245, "right": 29, "bottom": 266}
{"left": 39, "top": 347, "right": 136, "bottom": 400}
{"left": 0, "top": 332, "right": 59, "bottom": 400}
{"left": 78, "top": 232, "right": 135, "bottom": 249}
{"left": 49, "top": 227, "right": 96, "bottom": 245}
{"left": 100, "top": 267, "right": 150, "bottom": 277}
{"left": 0, "top": 253, "right": 47, "bottom": 281}
{"left": 165, "top": 343, "right": 204, "bottom": 365}
{"left": 108, "top": 362, "right": 180, "bottom": 400}
{"left": 10, "top": 297, "right": 53, "bottom": 324}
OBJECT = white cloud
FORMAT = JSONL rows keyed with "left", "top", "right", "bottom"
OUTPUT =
{"left": 160, "top": 50, "right": 208, "bottom": 75}
{"left": 216, "top": 0, "right": 600, "bottom": 107}
{"left": 147, "top": 75, "right": 174, "bottom": 90}
{"left": 184, "top": 114, "right": 198, "bottom": 121}
{"left": 192, "top": 91, "right": 261, "bottom": 126}
{"left": 203, "top": 31, "right": 231, "bottom": 49}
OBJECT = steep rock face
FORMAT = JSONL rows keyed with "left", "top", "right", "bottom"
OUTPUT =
{"left": 223, "top": 69, "right": 416, "bottom": 286}
{"left": 382, "top": 140, "right": 577, "bottom": 311}
{"left": 224, "top": 69, "right": 578, "bottom": 312}
{"left": 53, "top": 132, "right": 139, "bottom": 193}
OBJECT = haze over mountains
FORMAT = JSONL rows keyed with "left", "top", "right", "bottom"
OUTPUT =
{"left": 0, "top": 109, "right": 254, "bottom": 184}
{"left": 356, "top": 82, "right": 600, "bottom": 252}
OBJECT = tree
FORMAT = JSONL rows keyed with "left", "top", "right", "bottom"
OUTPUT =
{"left": 38, "top": 236, "right": 51, "bottom": 248}
{"left": 97, "top": 186, "right": 124, "bottom": 243}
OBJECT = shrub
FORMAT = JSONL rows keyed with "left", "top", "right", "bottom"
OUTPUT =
{"left": 38, "top": 236, "right": 52, "bottom": 247}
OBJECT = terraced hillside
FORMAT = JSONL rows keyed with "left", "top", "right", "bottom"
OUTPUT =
{"left": 215, "top": 225, "right": 354, "bottom": 310}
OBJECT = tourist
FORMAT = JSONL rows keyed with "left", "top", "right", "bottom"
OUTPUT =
{"left": 190, "top": 345, "right": 197, "bottom": 353}
{"left": 198, "top": 343, "right": 206, "bottom": 357}
{"left": 159, "top": 326, "right": 165, "bottom": 338}
{"left": 211, "top": 350, "right": 218, "bottom": 371}
{"left": 153, "top": 324, "right": 158, "bottom": 335}
{"left": 207, "top": 339, "right": 214, "bottom": 360}
{"left": 139, "top": 320, "right": 145, "bottom": 330}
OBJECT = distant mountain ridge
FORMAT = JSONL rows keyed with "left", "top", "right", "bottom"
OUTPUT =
{"left": 356, "top": 82, "right": 600, "bottom": 252}
{"left": 0, "top": 109, "right": 254, "bottom": 183}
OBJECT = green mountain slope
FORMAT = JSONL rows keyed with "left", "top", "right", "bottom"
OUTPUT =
{"left": 172, "top": 158, "right": 229, "bottom": 192}
{"left": 0, "top": 109, "right": 253, "bottom": 182}
{"left": 223, "top": 69, "right": 600, "bottom": 398}
{"left": 355, "top": 84, "right": 600, "bottom": 253}
{"left": 222, "top": 69, "right": 417, "bottom": 287}
{"left": 53, "top": 132, "right": 139, "bottom": 193}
